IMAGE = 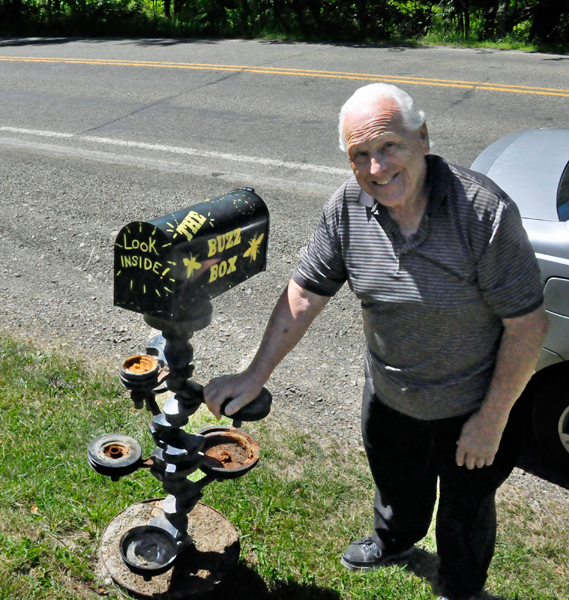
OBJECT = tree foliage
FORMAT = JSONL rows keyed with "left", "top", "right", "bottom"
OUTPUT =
{"left": 0, "top": 0, "right": 568, "bottom": 46}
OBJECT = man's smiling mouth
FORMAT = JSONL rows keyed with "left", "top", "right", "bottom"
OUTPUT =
{"left": 374, "top": 173, "right": 397, "bottom": 186}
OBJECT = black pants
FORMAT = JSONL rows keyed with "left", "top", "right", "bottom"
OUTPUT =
{"left": 361, "top": 384, "right": 523, "bottom": 600}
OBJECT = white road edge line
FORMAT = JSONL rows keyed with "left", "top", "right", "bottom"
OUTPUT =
{"left": 0, "top": 126, "right": 351, "bottom": 177}
{"left": 536, "top": 252, "right": 569, "bottom": 266}
{"left": 0, "top": 136, "right": 340, "bottom": 195}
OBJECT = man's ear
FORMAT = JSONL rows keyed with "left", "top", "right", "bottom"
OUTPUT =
{"left": 419, "top": 123, "right": 430, "bottom": 154}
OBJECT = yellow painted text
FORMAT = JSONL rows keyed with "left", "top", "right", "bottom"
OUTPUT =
{"left": 209, "top": 255, "right": 238, "bottom": 282}
{"left": 176, "top": 211, "right": 207, "bottom": 242}
{"left": 120, "top": 254, "right": 162, "bottom": 274}
{"left": 122, "top": 235, "right": 159, "bottom": 255}
{"left": 207, "top": 228, "right": 242, "bottom": 257}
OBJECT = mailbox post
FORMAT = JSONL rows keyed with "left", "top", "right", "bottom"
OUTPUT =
{"left": 90, "top": 189, "right": 272, "bottom": 598}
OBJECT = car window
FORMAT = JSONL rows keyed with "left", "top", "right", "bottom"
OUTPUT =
{"left": 557, "top": 161, "right": 569, "bottom": 221}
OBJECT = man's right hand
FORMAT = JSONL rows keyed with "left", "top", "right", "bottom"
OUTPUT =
{"left": 203, "top": 279, "right": 330, "bottom": 420}
{"left": 203, "top": 368, "right": 266, "bottom": 420}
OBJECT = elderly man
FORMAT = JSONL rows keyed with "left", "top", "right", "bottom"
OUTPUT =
{"left": 204, "top": 84, "right": 549, "bottom": 600}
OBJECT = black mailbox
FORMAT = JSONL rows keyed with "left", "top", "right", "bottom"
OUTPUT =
{"left": 114, "top": 188, "right": 269, "bottom": 320}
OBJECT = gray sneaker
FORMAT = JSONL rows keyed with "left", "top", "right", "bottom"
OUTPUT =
{"left": 340, "top": 537, "right": 414, "bottom": 571}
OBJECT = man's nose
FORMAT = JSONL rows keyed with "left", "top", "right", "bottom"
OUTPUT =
{"left": 370, "top": 156, "right": 384, "bottom": 174}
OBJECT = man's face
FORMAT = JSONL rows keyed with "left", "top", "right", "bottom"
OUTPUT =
{"left": 344, "top": 99, "right": 430, "bottom": 209}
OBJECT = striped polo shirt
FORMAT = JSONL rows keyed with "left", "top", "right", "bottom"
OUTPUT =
{"left": 293, "top": 155, "right": 544, "bottom": 420}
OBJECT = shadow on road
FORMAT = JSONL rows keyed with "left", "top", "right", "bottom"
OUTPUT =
{"left": 0, "top": 36, "right": 566, "bottom": 58}
{"left": 0, "top": 36, "right": 223, "bottom": 47}
{"left": 0, "top": 36, "right": 431, "bottom": 51}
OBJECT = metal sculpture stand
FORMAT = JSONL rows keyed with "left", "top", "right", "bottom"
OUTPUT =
{"left": 89, "top": 305, "right": 271, "bottom": 598}
{"left": 90, "top": 188, "right": 271, "bottom": 598}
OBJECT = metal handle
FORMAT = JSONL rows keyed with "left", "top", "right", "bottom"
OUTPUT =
{"left": 220, "top": 387, "right": 273, "bottom": 422}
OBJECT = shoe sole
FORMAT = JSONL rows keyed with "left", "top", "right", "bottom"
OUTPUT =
{"left": 340, "top": 556, "right": 378, "bottom": 572}
{"left": 340, "top": 547, "right": 414, "bottom": 572}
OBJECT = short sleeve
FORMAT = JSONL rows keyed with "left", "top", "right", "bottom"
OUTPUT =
{"left": 477, "top": 198, "right": 544, "bottom": 319}
{"left": 292, "top": 190, "right": 347, "bottom": 297}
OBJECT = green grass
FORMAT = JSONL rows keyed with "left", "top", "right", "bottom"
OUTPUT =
{"left": 420, "top": 32, "right": 541, "bottom": 52}
{"left": 0, "top": 334, "right": 567, "bottom": 599}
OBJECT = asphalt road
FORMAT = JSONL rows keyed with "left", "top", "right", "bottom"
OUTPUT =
{"left": 1, "top": 38, "right": 569, "bottom": 180}
{"left": 0, "top": 38, "right": 568, "bottom": 495}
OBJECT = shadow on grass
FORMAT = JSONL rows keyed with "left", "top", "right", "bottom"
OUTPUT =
{"left": 119, "top": 561, "right": 341, "bottom": 600}
{"left": 405, "top": 548, "right": 513, "bottom": 600}
{"left": 198, "top": 562, "right": 341, "bottom": 600}
{"left": 197, "top": 550, "right": 514, "bottom": 600}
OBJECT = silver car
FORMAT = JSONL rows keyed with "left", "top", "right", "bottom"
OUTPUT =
{"left": 471, "top": 128, "right": 569, "bottom": 473}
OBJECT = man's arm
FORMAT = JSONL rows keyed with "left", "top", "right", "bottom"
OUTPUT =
{"left": 456, "top": 304, "right": 549, "bottom": 469}
{"left": 204, "top": 279, "right": 331, "bottom": 419}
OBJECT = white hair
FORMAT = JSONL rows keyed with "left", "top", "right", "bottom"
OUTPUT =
{"left": 338, "top": 83, "right": 426, "bottom": 152}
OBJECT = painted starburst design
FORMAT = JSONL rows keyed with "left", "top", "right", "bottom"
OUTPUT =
{"left": 165, "top": 217, "right": 182, "bottom": 239}
{"left": 183, "top": 255, "right": 202, "bottom": 278}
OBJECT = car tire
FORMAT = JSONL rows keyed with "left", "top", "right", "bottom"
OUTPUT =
{"left": 531, "top": 363, "right": 569, "bottom": 472}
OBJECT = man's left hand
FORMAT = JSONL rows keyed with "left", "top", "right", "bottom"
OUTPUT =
{"left": 455, "top": 410, "right": 506, "bottom": 470}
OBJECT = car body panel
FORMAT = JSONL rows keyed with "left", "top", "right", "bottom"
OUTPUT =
{"left": 542, "top": 311, "right": 569, "bottom": 361}
{"left": 535, "top": 347, "right": 563, "bottom": 371}
{"left": 471, "top": 128, "right": 569, "bottom": 222}
{"left": 542, "top": 277, "right": 569, "bottom": 316}
{"left": 522, "top": 219, "right": 569, "bottom": 264}
{"left": 522, "top": 220, "right": 569, "bottom": 366}
{"left": 473, "top": 129, "right": 569, "bottom": 470}
{"left": 469, "top": 130, "right": 525, "bottom": 176}
{"left": 471, "top": 130, "right": 569, "bottom": 374}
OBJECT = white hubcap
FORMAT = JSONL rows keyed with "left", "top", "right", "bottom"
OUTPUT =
{"left": 558, "top": 405, "right": 569, "bottom": 455}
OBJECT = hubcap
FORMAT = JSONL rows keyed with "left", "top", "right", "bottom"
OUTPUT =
{"left": 557, "top": 405, "right": 569, "bottom": 455}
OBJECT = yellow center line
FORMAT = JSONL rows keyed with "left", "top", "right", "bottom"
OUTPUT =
{"left": 1, "top": 55, "right": 569, "bottom": 98}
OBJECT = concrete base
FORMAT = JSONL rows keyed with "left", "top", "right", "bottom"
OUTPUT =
{"left": 100, "top": 499, "right": 240, "bottom": 599}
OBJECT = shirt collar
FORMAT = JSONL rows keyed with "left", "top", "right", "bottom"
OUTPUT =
{"left": 426, "top": 154, "right": 450, "bottom": 214}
